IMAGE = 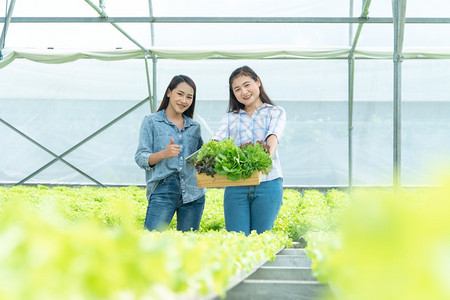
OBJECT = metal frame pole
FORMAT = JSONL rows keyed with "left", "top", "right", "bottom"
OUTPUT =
{"left": 144, "top": 56, "right": 153, "bottom": 112}
{"left": 348, "top": 56, "right": 355, "bottom": 191}
{"left": 348, "top": 0, "right": 372, "bottom": 191}
{"left": 148, "top": 0, "right": 155, "bottom": 46}
{"left": 392, "top": 0, "right": 407, "bottom": 190}
{"left": 148, "top": 0, "right": 157, "bottom": 113}
{"left": 152, "top": 56, "right": 158, "bottom": 112}
{"left": 348, "top": 0, "right": 354, "bottom": 191}
{"left": 84, "top": 0, "right": 149, "bottom": 54}
{"left": 0, "top": 117, "right": 105, "bottom": 186}
{"left": 3, "top": 16, "right": 450, "bottom": 24}
{"left": 0, "top": 0, "right": 16, "bottom": 59}
{"left": 5, "top": 98, "right": 149, "bottom": 186}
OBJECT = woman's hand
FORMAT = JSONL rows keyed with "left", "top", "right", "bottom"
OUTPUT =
{"left": 162, "top": 137, "right": 180, "bottom": 159}
{"left": 266, "top": 134, "right": 278, "bottom": 158}
{"left": 148, "top": 137, "right": 180, "bottom": 166}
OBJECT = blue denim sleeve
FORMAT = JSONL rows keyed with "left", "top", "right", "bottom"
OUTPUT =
{"left": 135, "top": 116, "right": 154, "bottom": 171}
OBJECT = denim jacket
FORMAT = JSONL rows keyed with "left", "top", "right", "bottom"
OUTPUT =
{"left": 135, "top": 110, "right": 206, "bottom": 203}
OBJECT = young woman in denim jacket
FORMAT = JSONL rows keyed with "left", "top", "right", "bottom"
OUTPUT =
{"left": 213, "top": 66, "right": 286, "bottom": 236}
{"left": 135, "top": 75, "right": 206, "bottom": 232}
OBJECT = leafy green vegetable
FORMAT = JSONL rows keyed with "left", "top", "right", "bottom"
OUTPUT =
{"left": 192, "top": 138, "right": 272, "bottom": 181}
{"left": 0, "top": 184, "right": 357, "bottom": 298}
{"left": 239, "top": 141, "right": 273, "bottom": 179}
{"left": 0, "top": 186, "right": 291, "bottom": 299}
{"left": 304, "top": 179, "right": 450, "bottom": 300}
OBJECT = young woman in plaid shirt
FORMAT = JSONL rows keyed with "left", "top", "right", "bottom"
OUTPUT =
{"left": 213, "top": 66, "right": 286, "bottom": 235}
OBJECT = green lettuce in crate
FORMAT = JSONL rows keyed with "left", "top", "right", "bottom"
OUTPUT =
{"left": 192, "top": 138, "right": 272, "bottom": 181}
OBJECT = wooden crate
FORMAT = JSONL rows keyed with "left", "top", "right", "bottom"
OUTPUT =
{"left": 196, "top": 171, "right": 263, "bottom": 188}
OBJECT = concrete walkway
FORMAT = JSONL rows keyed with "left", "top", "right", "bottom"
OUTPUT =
{"left": 217, "top": 245, "right": 332, "bottom": 300}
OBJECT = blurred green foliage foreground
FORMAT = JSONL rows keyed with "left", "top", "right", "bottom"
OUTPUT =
{"left": 0, "top": 186, "right": 346, "bottom": 300}
{"left": 306, "top": 176, "right": 450, "bottom": 300}
{"left": 2, "top": 180, "right": 448, "bottom": 300}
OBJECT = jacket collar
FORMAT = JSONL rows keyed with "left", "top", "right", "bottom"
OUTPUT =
{"left": 154, "top": 109, "right": 194, "bottom": 128}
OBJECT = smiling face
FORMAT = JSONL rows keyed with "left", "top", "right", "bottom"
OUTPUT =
{"left": 166, "top": 82, "right": 194, "bottom": 116}
{"left": 231, "top": 75, "right": 262, "bottom": 109}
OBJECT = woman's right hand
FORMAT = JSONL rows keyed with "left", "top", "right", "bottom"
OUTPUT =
{"left": 148, "top": 137, "right": 180, "bottom": 167}
{"left": 162, "top": 137, "right": 180, "bottom": 159}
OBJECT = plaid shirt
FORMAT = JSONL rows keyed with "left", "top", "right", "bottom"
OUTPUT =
{"left": 213, "top": 103, "right": 286, "bottom": 182}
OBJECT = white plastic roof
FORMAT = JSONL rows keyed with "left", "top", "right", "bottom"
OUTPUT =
{"left": 1, "top": 0, "right": 450, "bottom": 52}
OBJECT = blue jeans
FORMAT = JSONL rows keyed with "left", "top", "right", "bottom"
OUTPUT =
{"left": 144, "top": 173, "right": 205, "bottom": 232}
{"left": 224, "top": 178, "right": 283, "bottom": 236}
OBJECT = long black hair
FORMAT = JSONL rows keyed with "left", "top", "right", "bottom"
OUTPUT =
{"left": 227, "top": 66, "right": 275, "bottom": 113}
{"left": 157, "top": 75, "right": 197, "bottom": 118}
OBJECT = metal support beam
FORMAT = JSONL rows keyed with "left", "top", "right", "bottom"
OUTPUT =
{"left": 147, "top": 0, "right": 157, "bottom": 113}
{"left": 347, "top": 0, "right": 354, "bottom": 192}
{"left": 349, "top": 0, "right": 354, "bottom": 43}
{"left": 144, "top": 56, "right": 153, "bottom": 112}
{"left": 3, "top": 16, "right": 450, "bottom": 24}
{"left": 151, "top": 56, "right": 158, "bottom": 112}
{"left": 350, "top": 0, "right": 371, "bottom": 53}
{"left": 2, "top": 98, "right": 150, "bottom": 186}
{"left": 148, "top": 0, "right": 155, "bottom": 46}
{"left": 83, "top": 0, "right": 149, "bottom": 55}
{"left": 99, "top": 0, "right": 106, "bottom": 15}
{"left": 0, "top": 117, "right": 105, "bottom": 186}
{"left": 348, "top": 55, "right": 355, "bottom": 191}
{"left": 347, "top": 0, "right": 372, "bottom": 191}
{"left": 0, "top": 0, "right": 17, "bottom": 60}
{"left": 392, "top": 0, "right": 407, "bottom": 190}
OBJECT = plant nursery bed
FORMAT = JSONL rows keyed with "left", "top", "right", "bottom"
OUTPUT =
{"left": 197, "top": 171, "right": 263, "bottom": 188}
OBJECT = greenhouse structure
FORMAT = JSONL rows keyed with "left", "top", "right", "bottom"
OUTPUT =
{"left": 2, "top": 1, "right": 450, "bottom": 300}
{"left": 1, "top": 0, "right": 450, "bottom": 189}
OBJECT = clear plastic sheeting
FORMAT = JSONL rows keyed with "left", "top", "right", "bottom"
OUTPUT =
{"left": 0, "top": 59, "right": 150, "bottom": 185}
{"left": 1, "top": 0, "right": 450, "bottom": 187}
{"left": 10, "top": 0, "right": 99, "bottom": 17}
{"left": 4, "top": 23, "right": 148, "bottom": 50}
{"left": 0, "top": 59, "right": 149, "bottom": 100}
{"left": 151, "top": 0, "right": 350, "bottom": 18}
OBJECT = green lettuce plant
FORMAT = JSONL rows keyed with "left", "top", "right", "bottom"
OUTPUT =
{"left": 0, "top": 188, "right": 290, "bottom": 299}
{"left": 305, "top": 179, "right": 450, "bottom": 300}
{"left": 193, "top": 138, "right": 272, "bottom": 181}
